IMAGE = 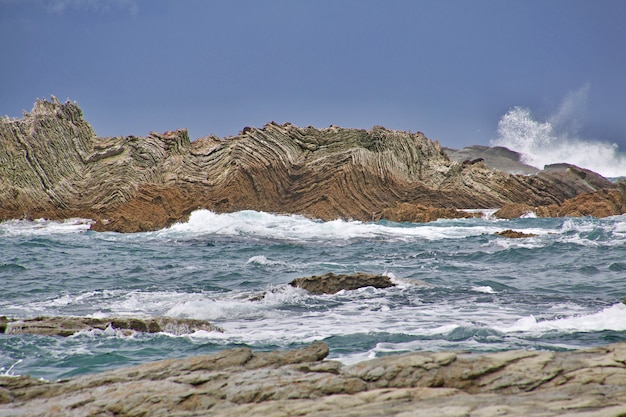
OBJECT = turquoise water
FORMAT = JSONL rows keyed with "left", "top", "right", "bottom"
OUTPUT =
{"left": 1, "top": 210, "right": 626, "bottom": 381}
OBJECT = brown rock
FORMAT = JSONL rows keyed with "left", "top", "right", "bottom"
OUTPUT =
{"left": 378, "top": 203, "right": 477, "bottom": 223}
{"left": 0, "top": 316, "right": 222, "bottom": 336}
{"left": 0, "top": 98, "right": 619, "bottom": 232}
{"left": 495, "top": 229, "right": 538, "bottom": 238}
{"left": 290, "top": 272, "right": 395, "bottom": 294}
{"left": 496, "top": 183, "right": 626, "bottom": 219}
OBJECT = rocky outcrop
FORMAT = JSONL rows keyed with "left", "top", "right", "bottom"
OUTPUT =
{"left": 0, "top": 316, "right": 222, "bottom": 337}
{"left": 495, "top": 229, "right": 538, "bottom": 238}
{"left": 2, "top": 341, "right": 626, "bottom": 416}
{"left": 445, "top": 144, "right": 540, "bottom": 175}
{"left": 290, "top": 272, "right": 396, "bottom": 294}
{"left": 0, "top": 98, "right": 620, "bottom": 232}
{"left": 495, "top": 183, "right": 626, "bottom": 219}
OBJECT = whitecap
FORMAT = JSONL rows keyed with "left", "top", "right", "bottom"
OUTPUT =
{"left": 471, "top": 286, "right": 496, "bottom": 294}
{"left": 495, "top": 303, "right": 626, "bottom": 333}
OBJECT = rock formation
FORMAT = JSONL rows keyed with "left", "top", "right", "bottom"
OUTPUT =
{"left": 2, "top": 341, "right": 626, "bottom": 416}
{"left": 290, "top": 272, "right": 396, "bottom": 294}
{"left": 0, "top": 97, "right": 623, "bottom": 232}
{"left": 495, "top": 183, "right": 626, "bottom": 219}
{"left": 0, "top": 316, "right": 223, "bottom": 337}
{"left": 494, "top": 229, "right": 538, "bottom": 239}
{"left": 445, "top": 144, "right": 540, "bottom": 175}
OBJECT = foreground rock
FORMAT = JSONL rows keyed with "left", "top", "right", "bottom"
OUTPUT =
{"left": 0, "top": 98, "right": 621, "bottom": 232}
{"left": 2, "top": 341, "right": 626, "bottom": 416}
{"left": 0, "top": 316, "right": 222, "bottom": 336}
{"left": 290, "top": 272, "right": 396, "bottom": 294}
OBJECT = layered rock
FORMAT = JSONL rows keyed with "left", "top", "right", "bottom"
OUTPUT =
{"left": 496, "top": 183, "right": 626, "bottom": 219}
{"left": 0, "top": 316, "right": 222, "bottom": 336}
{"left": 0, "top": 98, "right": 621, "bottom": 232}
{"left": 2, "top": 341, "right": 626, "bottom": 416}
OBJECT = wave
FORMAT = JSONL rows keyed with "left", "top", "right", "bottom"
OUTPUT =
{"left": 492, "top": 106, "right": 626, "bottom": 178}
{"left": 160, "top": 210, "right": 512, "bottom": 243}
{"left": 495, "top": 303, "right": 626, "bottom": 333}
{"left": 491, "top": 85, "right": 626, "bottom": 178}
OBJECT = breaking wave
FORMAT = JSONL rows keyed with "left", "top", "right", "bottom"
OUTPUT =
{"left": 491, "top": 87, "right": 626, "bottom": 178}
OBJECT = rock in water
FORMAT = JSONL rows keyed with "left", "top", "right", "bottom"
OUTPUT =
{"left": 290, "top": 272, "right": 395, "bottom": 294}
{"left": 2, "top": 341, "right": 626, "bottom": 416}
{"left": 0, "top": 97, "right": 622, "bottom": 232}
{"left": 0, "top": 316, "right": 223, "bottom": 336}
{"left": 495, "top": 229, "right": 538, "bottom": 238}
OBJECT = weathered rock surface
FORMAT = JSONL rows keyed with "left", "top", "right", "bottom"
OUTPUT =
{"left": 495, "top": 182, "right": 626, "bottom": 219}
{"left": 494, "top": 229, "right": 538, "bottom": 238}
{"left": 2, "top": 341, "right": 626, "bottom": 416}
{"left": 0, "top": 98, "right": 621, "bottom": 232}
{"left": 445, "top": 144, "right": 540, "bottom": 175}
{"left": 290, "top": 272, "right": 396, "bottom": 294}
{"left": 0, "top": 316, "right": 222, "bottom": 337}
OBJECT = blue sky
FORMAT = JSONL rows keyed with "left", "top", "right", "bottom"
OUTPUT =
{"left": 1, "top": 0, "right": 625, "bottom": 151}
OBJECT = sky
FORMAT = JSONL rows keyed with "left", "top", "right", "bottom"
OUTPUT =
{"left": 1, "top": 0, "right": 625, "bottom": 153}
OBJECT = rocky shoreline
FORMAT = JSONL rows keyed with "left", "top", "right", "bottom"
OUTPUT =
{"left": 1, "top": 97, "right": 624, "bottom": 233}
{"left": 2, "top": 340, "right": 626, "bottom": 416}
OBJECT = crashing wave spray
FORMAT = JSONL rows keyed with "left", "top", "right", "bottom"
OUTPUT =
{"left": 491, "top": 86, "right": 626, "bottom": 178}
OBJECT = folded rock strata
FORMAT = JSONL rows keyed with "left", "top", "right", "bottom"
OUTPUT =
{"left": 0, "top": 97, "right": 622, "bottom": 232}
{"left": 2, "top": 341, "right": 626, "bottom": 416}
{"left": 0, "top": 316, "right": 222, "bottom": 337}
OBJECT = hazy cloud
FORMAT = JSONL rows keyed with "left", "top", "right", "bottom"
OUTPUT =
{"left": 41, "top": 0, "right": 139, "bottom": 15}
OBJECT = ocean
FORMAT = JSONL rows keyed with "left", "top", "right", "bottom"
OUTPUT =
{"left": 1, "top": 209, "right": 626, "bottom": 382}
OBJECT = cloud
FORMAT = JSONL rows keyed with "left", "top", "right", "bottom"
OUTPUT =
{"left": 41, "top": 0, "right": 139, "bottom": 15}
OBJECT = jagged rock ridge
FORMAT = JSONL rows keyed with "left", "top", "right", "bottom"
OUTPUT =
{"left": 0, "top": 98, "right": 621, "bottom": 232}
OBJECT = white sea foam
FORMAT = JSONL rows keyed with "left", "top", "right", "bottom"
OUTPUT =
{"left": 0, "top": 359, "right": 23, "bottom": 377}
{"left": 491, "top": 88, "right": 626, "bottom": 178}
{"left": 0, "top": 218, "right": 93, "bottom": 236}
{"left": 471, "top": 286, "right": 496, "bottom": 294}
{"left": 495, "top": 303, "right": 626, "bottom": 333}
{"left": 161, "top": 209, "right": 514, "bottom": 243}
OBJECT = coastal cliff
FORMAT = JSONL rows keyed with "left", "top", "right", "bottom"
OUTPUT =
{"left": 0, "top": 97, "right": 622, "bottom": 232}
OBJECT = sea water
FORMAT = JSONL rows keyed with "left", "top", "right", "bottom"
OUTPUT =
{"left": 1, "top": 210, "right": 625, "bottom": 381}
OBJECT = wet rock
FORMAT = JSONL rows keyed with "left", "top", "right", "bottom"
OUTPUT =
{"left": 495, "top": 229, "right": 538, "bottom": 238}
{"left": 2, "top": 341, "right": 626, "bottom": 416}
{"left": 496, "top": 183, "right": 626, "bottom": 219}
{"left": 290, "top": 272, "right": 395, "bottom": 294}
{"left": 378, "top": 203, "right": 477, "bottom": 223}
{"left": 0, "top": 98, "right": 620, "bottom": 232}
{"left": 0, "top": 316, "right": 222, "bottom": 336}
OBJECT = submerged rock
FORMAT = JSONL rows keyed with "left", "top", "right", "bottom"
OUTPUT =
{"left": 0, "top": 316, "right": 223, "bottom": 336}
{"left": 290, "top": 272, "right": 395, "bottom": 294}
{"left": 495, "top": 229, "right": 538, "bottom": 238}
{"left": 0, "top": 98, "right": 621, "bottom": 232}
{"left": 2, "top": 341, "right": 626, "bottom": 416}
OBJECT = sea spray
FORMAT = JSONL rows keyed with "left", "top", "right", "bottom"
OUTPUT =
{"left": 492, "top": 106, "right": 626, "bottom": 178}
